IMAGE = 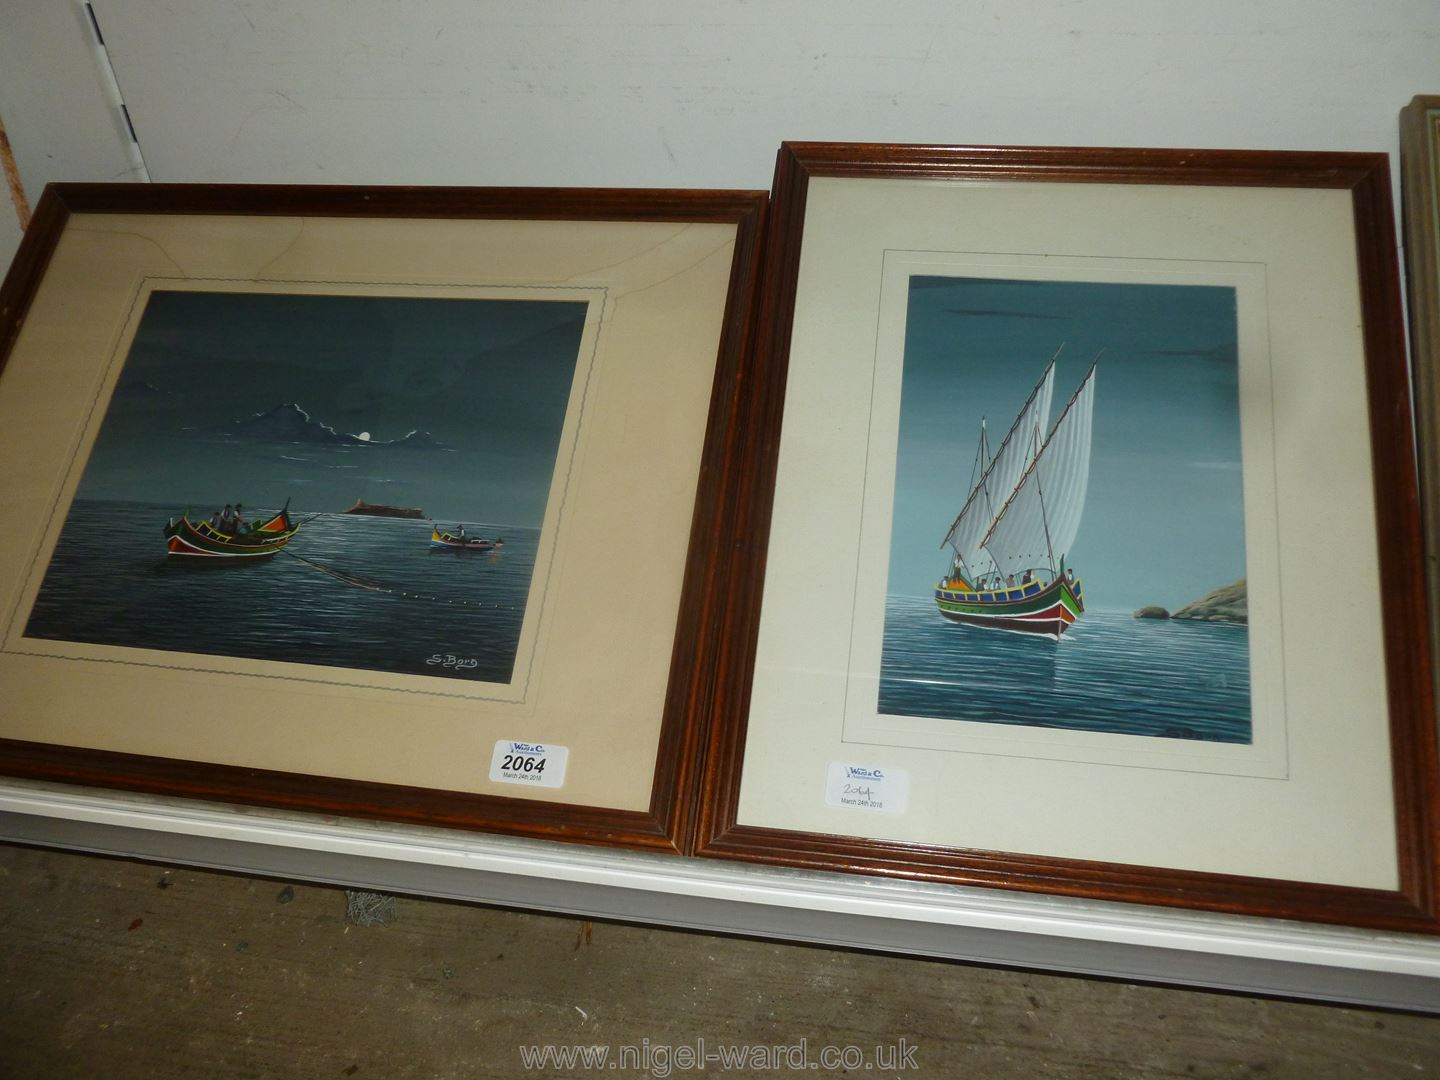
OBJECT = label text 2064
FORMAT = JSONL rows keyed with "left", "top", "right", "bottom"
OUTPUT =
{"left": 501, "top": 753, "right": 545, "bottom": 774}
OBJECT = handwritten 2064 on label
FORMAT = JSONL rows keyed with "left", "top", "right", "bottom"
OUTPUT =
{"left": 489, "top": 739, "right": 569, "bottom": 789}
{"left": 824, "top": 762, "right": 910, "bottom": 815}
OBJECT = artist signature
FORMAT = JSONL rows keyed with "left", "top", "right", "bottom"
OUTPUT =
{"left": 426, "top": 653, "right": 479, "bottom": 670}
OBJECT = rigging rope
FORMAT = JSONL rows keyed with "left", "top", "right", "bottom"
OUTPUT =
{"left": 280, "top": 549, "right": 521, "bottom": 610}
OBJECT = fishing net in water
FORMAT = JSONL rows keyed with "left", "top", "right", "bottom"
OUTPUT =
{"left": 283, "top": 550, "right": 520, "bottom": 609}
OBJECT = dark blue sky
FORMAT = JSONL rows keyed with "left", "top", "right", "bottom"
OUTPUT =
{"left": 76, "top": 290, "right": 588, "bottom": 526}
{"left": 887, "top": 276, "right": 1246, "bottom": 611}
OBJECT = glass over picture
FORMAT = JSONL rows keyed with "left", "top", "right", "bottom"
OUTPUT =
{"left": 878, "top": 276, "right": 1252, "bottom": 743}
{"left": 20, "top": 289, "right": 588, "bottom": 687}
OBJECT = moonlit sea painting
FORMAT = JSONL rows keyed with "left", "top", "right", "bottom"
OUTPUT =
{"left": 878, "top": 276, "right": 1252, "bottom": 743}
{"left": 22, "top": 290, "right": 588, "bottom": 686}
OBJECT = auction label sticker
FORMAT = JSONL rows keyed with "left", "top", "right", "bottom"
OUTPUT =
{"left": 489, "top": 740, "right": 568, "bottom": 789}
{"left": 824, "top": 762, "right": 909, "bottom": 814}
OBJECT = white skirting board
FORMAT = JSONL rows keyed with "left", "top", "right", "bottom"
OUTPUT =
{"left": 0, "top": 778, "right": 1436, "bottom": 1013}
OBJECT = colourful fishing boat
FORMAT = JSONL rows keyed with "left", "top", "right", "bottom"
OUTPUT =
{"left": 163, "top": 502, "right": 299, "bottom": 559}
{"left": 430, "top": 527, "right": 503, "bottom": 552}
{"left": 935, "top": 352, "right": 1097, "bottom": 640}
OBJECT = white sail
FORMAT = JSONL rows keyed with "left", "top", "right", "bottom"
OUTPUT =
{"left": 979, "top": 364, "right": 1096, "bottom": 580}
{"left": 941, "top": 359, "right": 1055, "bottom": 575}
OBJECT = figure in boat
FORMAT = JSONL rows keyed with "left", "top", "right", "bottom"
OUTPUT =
{"left": 430, "top": 524, "right": 503, "bottom": 552}
{"left": 163, "top": 499, "right": 299, "bottom": 559}
{"left": 934, "top": 349, "right": 1098, "bottom": 641}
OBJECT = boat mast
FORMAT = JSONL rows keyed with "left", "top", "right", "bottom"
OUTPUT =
{"left": 940, "top": 346, "right": 1062, "bottom": 575}
{"left": 1030, "top": 420, "right": 1057, "bottom": 574}
{"left": 963, "top": 418, "right": 986, "bottom": 515}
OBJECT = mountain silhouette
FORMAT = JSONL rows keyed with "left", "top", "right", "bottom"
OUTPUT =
{"left": 220, "top": 403, "right": 450, "bottom": 449}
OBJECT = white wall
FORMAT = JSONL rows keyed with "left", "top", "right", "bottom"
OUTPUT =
{"left": 1, "top": 1, "right": 1436, "bottom": 243}
{"left": 0, "top": 3, "right": 143, "bottom": 193}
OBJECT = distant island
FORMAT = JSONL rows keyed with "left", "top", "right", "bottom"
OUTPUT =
{"left": 1134, "top": 579, "right": 1247, "bottom": 624}
{"left": 342, "top": 499, "right": 425, "bottom": 520}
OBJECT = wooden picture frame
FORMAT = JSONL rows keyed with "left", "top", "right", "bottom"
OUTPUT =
{"left": 1402, "top": 95, "right": 1440, "bottom": 704}
{"left": 696, "top": 143, "right": 1440, "bottom": 932}
{"left": 0, "top": 183, "right": 766, "bottom": 853}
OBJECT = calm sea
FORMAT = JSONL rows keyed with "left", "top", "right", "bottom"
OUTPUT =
{"left": 24, "top": 499, "right": 538, "bottom": 685}
{"left": 878, "top": 594, "right": 1252, "bottom": 743}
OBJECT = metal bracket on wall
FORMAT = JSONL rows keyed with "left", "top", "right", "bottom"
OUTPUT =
{"left": 80, "top": 1, "right": 150, "bottom": 182}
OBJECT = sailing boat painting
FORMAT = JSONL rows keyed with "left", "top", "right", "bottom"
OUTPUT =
{"left": 934, "top": 354, "right": 1096, "bottom": 640}
{"left": 877, "top": 276, "right": 1253, "bottom": 744}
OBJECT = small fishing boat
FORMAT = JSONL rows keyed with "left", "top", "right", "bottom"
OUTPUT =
{"left": 430, "top": 527, "right": 503, "bottom": 552}
{"left": 935, "top": 351, "right": 1097, "bottom": 640}
{"left": 163, "top": 501, "right": 299, "bottom": 559}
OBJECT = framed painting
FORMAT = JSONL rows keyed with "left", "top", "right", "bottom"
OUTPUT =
{"left": 1402, "top": 95, "right": 1440, "bottom": 695}
{"left": 696, "top": 143, "right": 1440, "bottom": 931}
{"left": 0, "top": 183, "right": 766, "bottom": 852}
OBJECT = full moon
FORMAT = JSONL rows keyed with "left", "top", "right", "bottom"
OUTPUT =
{"left": 356, "top": 431, "right": 371, "bottom": 442}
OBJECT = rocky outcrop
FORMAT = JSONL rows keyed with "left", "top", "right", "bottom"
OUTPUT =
{"left": 1134, "top": 580, "right": 1247, "bottom": 623}
{"left": 342, "top": 499, "right": 425, "bottom": 519}
{"left": 1171, "top": 579, "right": 1247, "bottom": 624}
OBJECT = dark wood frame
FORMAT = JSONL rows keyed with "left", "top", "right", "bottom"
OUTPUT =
{"left": 1402, "top": 97, "right": 1440, "bottom": 725}
{"left": 695, "top": 142, "right": 1440, "bottom": 932}
{"left": 0, "top": 182, "right": 767, "bottom": 854}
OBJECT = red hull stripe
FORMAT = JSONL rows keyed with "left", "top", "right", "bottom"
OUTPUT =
{"left": 166, "top": 534, "right": 282, "bottom": 558}
{"left": 948, "top": 600, "right": 1074, "bottom": 624}
{"left": 938, "top": 602, "right": 1076, "bottom": 637}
